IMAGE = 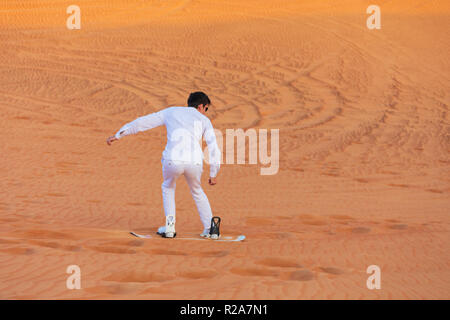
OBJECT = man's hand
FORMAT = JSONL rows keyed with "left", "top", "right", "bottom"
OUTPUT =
{"left": 208, "top": 177, "right": 217, "bottom": 185}
{"left": 106, "top": 135, "right": 118, "bottom": 146}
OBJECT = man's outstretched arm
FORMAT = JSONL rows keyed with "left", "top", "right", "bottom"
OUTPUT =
{"left": 106, "top": 110, "right": 165, "bottom": 145}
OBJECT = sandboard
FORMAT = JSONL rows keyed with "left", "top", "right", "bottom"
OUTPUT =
{"left": 130, "top": 231, "right": 245, "bottom": 242}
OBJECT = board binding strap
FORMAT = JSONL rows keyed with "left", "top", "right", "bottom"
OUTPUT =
{"left": 209, "top": 216, "right": 221, "bottom": 240}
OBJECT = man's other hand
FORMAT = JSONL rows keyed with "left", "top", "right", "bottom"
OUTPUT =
{"left": 106, "top": 136, "right": 118, "bottom": 146}
{"left": 208, "top": 177, "right": 217, "bottom": 185}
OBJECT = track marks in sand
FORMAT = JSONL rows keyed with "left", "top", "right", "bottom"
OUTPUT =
{"left": 230, "top": 267, "right": 280, "bottom": 278}
{"left": 139, "top": 287, "right": 173, "bottom": 295}
{"left": 44, "top": 192, "right": 68, "bottom": 198}
{"left": 27, "top": 240, "right": 82, "bottom": 252}
{"left": 230, "top": 255, "right": 352, "bottom": 284}
{"left": 425, "top": 189, "right": 444, "bottom": 194}
{"left": 317, "top": 267, "right": 346, "bottom": 276}
{"left": 150, "top": 248, "right": 187, "bottom": 256}
{"left": 101, "top": 269, "right": 217, "bottom": 291}
{"left": 351, "top": 227, "right": 371, "bottom": 234}
{"left": 126, "top": 240, "right": 145, "bottom": 247}
{"left": 285, "top": 270, "right": 315, "bottom": 282}
{"left": 388, "top": 183, "right": 411, "bottom": 189}
{"left": 263, "top": 232, "right": 295, "bottom": 240}
{"left": 103, "top": 271, "right": 174, "bottom": 283}
{"left": 88, "top": 246, "right": 136, "bottom": 255}
{"left": 0, "top": 239, "right": 19, "bottom": 245}
{"left": 101, "top": 239, "right": 146, "bottom": 248}
{"left": 177, "top": 270, "right": 219, "bottom": 280}
{"left": 386, "top": 182, "right": 447, "bottom": 195}
{"left": 0, "top": 247, "right": 35, "bottom": 255}
{"left": 193, "top": 250, "right": 230, "bottom": 258}
{"left": 329, "top": 214, "right": 355, "bottom": 221}
{"left": 231, "top": 255, "right": 314, "bottom": 282}
{"left": 84, "top": 284, "right": 136, "bottom": 295}
{"left": 150, "top": 248, "right": 230, "bottom": 258}
{"left": 244, "top": 213, "right": 422, "bottom": 241}
{"left": 0, "top": 227, "right": 158, "bottom": 257}
{"left": 230, "top": 265, "right": 318, "bottom": 282}
{"left": 256, "top": 257, "right": 303, "bottom": 268}
{"left": 389, "top": 224, "right": 408, "bottom": 230}
{"left": 13, "top": 229, "right": 76, "bottom": 240}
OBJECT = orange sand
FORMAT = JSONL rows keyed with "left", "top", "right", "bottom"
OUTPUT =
{"left": 0, "top": 0, "right": 449, "bottom": 299}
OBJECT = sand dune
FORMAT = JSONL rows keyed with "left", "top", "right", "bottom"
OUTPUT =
{"left": 0, "top": 0, "right": 449, "bottom": 299}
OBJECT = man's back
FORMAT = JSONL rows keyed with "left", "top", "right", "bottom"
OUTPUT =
{"left": 161, "top": 106, "right": 212, "bottom": 164}
{"left": 113, "top": 105, "right": 221, "bottom": 176}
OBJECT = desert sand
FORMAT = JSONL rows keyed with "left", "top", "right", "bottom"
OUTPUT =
{"left": 0, "top": 0, "right": 449, "bottom": 299}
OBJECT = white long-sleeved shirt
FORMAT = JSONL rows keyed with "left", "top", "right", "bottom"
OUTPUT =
{"left": 115, "top": 106, "right": 221, "bottom": 177}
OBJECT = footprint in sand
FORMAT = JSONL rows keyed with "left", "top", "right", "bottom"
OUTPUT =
{"left": 150, "top": 248, "right": 187, "bottom": 256}
{"left": 264, "top": 233, "right": 294, "bottom": 240}
{"left": 194, "top": 250, "right": 229, "bottom": 257}
{"left": 318, "top": 267, "right": 346, "bottom": 275}
{"left": 389, "top": 224, "right": 408, "bottom": 230}
{"left": 127, "top": 240, "right": 145, "bottom": 247}
{"left": 351, "top": 227, "right": 371, "bottom": 234}
{"left": 28, "top": 240, "right": 82, "bottom": 252}
{"left": 104, "top": 271, "right": 174, "bottom": 283}
{"left": 425, "top": 189, "right": 443, "bottom": 194}
{"left": 139, "top": 287, "right": 173, "bottom": 295}
{"left": 300, "top": 219, "right": 327, "bottom": 226}
{"left": 297, "top": 214, "right": 328, "bottom": 226}
{"left": 107, "top": 239, "right": 145, "bottom": 247}
{"left": 177, "top": 270, "right": 218, "bottom": 280}
{"left": 0, "top": 239, "right": 19, "bottom": 245}
{"left": 230, "top": 267, "right": 279, "bottom": 277}
{"left": 256, "top": 257, "right": 302, "bottom": 268}
{"left": 0, "top": 247, "right": 35, "bottom": 255}
{"left": 87, "top": 199, "right": 102, "bottom": 203}
{"left": 329, "top": 215, "right": 355, "bottom": 221}
{"left": 0, "top": 217, "right": 19, "bottom": 223}
{"left": 45, "top": 192, "right": 68, "bottom": 197}
{"left": 286, "top": 270, "right": 315, "bottom": 281}
{"left": 20, "top": 229, "right": 75, "bottom": 240}
{"left": 85, "top": 284, "right": 135, "bottom": 295}
{"left": 388, "top": 183, "right": 410, "bottom": 188}
{"left": 88, "top": 246, "right": 136, "bottom": 254}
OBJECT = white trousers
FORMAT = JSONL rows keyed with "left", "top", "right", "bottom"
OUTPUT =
{"left": 161, "top": 159, "right": 213, "bottom": 230}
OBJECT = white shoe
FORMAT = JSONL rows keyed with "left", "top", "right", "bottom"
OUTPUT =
{"left": 157, "top": 226, "right": 166, "bottom": 234}
{"left": 210, "top": 233, "right": 219, "bottom": 240}
{"left": 200, "top": 228, "right": 219, "bottom": 240}
{"left": 157, "top": 215, "right": 176, "bottom": 238}
{"left": 200, "top": 229, "right": 210, "bottom": 238}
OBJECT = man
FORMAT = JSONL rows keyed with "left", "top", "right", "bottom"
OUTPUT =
{"left": 106, "top": 92, "right": 221, "bottom": 239}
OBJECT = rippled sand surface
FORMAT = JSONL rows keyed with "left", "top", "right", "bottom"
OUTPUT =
{"left": 0, "top": 0, "right": 449, "bottom": 299}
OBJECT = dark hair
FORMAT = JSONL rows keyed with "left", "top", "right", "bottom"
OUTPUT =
{"left": 187, "top": 91, "right": 211, "bottom": 108}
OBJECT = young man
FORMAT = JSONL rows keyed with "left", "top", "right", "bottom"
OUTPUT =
{"left": 106, "top": 92, "right": 221, "bottom": 238}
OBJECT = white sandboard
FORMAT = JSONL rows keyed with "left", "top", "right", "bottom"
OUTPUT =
{"left": 130, "top": 231, "right": 245, "bottom": 242}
